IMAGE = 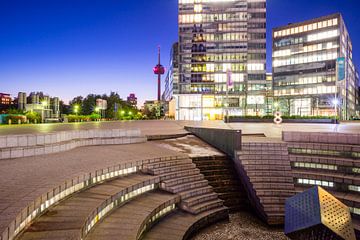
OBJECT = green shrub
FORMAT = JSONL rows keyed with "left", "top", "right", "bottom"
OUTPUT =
{"left": 25, "top": 111, "right": 41, "bottom": 123}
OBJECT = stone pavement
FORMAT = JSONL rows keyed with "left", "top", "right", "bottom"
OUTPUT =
{"left": 0, "top": 142, "right": 179, "bottom": 236}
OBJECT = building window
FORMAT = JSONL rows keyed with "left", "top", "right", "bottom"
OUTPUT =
{"left": 294, "top": 162, "right": 338, "bottom": 171}
{"left": 297, "top": 178, "right": 334, "bottom": 188}
{"left": 350, "top": 207, "right": 360, "bottom": 216}
{"left": 348, "top": 185, "right": 360, "bottom": 193}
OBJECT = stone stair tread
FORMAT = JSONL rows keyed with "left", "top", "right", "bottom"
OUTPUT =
{"left": 163, "top": 174, "right": 204, "bottom": 186}
{"left": 188, "top": 199, "right": 224, "bottom": 214}
{"left": 159, "top": 169, "right": 201, "bottom": 180}
{"left": 178, "top": 186, "right": 213, "bottom": 198}
{"left": 152, "top": 163, "right": 196, "bottom": 175}
{"left": 144, "top": 159, "right": 193, "bottom": 169}
{"left": 167, "top": 179, "right": 209, "bottom": 192}
{"left": 183, "top": 192, "right": 218, "bottom": 206}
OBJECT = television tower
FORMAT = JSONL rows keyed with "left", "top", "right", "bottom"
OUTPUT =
{"left": 153, "top": 46, "right": 165, "bottom": 101}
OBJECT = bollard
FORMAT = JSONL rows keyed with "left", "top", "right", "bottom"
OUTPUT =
{"left": 8, "top": 119, "right": 12, "bottom": 125}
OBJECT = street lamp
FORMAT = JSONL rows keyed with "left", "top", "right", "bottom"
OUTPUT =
{"left": 74, "top": 105, "right": 79, "bottom": 115}
{"left": 333, "top": 98, "right": 339, "bottom": 123}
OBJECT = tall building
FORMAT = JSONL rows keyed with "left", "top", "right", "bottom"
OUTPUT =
{"left": 176, "top": 0, "right": 267, "bottom": 120}
{"left": 127, "top": 93, "right": 138, "bottom": 108}
{"left": 272, "top": 13, "right": 358, "bottom": 120}
{"left": 164, "top": 42, "right": 179, "bottom": 102}
{"left": 18, "top": 92, "right": 27, "bottom": 110}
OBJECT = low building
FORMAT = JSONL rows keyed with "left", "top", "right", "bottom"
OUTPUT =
{"left": 17, "top": 92, "right": 61, "bottom": 122}
{"left": 0, "top": 93, "right": 13, "bottom": 112}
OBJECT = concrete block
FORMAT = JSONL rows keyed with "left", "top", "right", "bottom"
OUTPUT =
{"left": 10, "top": 148, "right": 24, "bottom": 158}
{"left": 52, "top": 144, "right": 60, "bottom": 153}
{"left": 24, "top": 148, "right": 35, "bottom": 157}
{"left": 44, "top": 145, "right": 53, "bottom": 154}
{"left": 35, "top": 147, "right": 45, "bottom": 156}
{"left": 0, "top": 136, "right": 6, "bottom": 148}
{"left": 27, "top": 135, "right": 36, "bottom": 146}
{"left": 119, "top": 130, "right": 126, "bottom": 137}
{"left": 17, "top": 136, "right": 28, "bottom": 147}
{"left": 6, "top": 135, "right": 18, "bottom": 148}
{"left": 1, "top": 149, "right": 11, "bottom": 159}
{"left": 44, "top": 134, "right": 52, "bottom": 144}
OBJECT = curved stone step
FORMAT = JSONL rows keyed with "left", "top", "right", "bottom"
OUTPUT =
{"left": 182, "top": 192, "right": 219, "bottom": 208}
{"left": 85, "top": 191, "right": 179, "bottom": 240}
{"left": 143, "top": 158, "right": 193, "bottom": 170}
{"left": 164, "top": 179, "right": 209, "bottom": 194}
{"left": 185, "top": 199, "right": 224, "bottom": 215}
{"left": 159, "top": 169, "right": 201, "bottom": 181}
{"left": 178, "top": 186, "right": 213, "bottom": 199}
{"left": 16, "top": 173, "right": 156, "bottom": 240}
{"left": 142, "top": 207, "right": 229, "bottom": 240}
{"left": 149, "top": 163, "right": 196, "bottom": 175}
{"left": 162, "top": 174, "right": 205, "bottom": 187}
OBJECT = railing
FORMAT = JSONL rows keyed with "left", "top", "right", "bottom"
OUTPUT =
{"left": 0, "top": 155, "right": 183, "bottom": 240}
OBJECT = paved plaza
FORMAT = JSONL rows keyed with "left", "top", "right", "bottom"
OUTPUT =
{"left": 1, "top": 120, "right": 360, "bottom": 138}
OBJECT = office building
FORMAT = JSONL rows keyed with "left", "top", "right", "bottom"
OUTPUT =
{"left": 176, "top": 0, "right": 267, "bottom": 120}
{"left": 272, "top": 13, "right": 358, "bottom": 120}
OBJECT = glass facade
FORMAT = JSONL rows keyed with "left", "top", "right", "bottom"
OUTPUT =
{"left": 272, "top": 13, "right": 358, "bottom": 120}
{"left": 176, "top": 0, "right": 267, "bottom": 120}
{"left": 164, "top": 42, "right": 179, "bottom": 102}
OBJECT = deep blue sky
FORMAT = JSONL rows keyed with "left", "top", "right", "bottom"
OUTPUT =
{"left": 0, "top": 0, "right": 359, "bottom": 105}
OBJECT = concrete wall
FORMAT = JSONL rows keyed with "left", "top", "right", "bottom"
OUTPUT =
{"left": 0, "top": 129, "right": 146, "bottom": 160}
{"left": 184, "top": 127, "right": 241, "bottom": 157}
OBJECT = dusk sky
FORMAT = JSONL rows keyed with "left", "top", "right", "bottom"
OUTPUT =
{"left": 1, "top": 0, "right": 359, "bottom": 105}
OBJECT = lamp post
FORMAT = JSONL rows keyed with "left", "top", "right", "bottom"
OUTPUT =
{"left": 333, "top": 98, "right": 339, "bottom": 124}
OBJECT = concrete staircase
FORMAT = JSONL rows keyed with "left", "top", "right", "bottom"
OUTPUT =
{"left": 237, "top": 142, "right": 295, "bottom": 225}
{"left": 142, "top": 157, "right": 227, "bottom": 216}
{"left": 191, "top": 155, "right": 249, "bottom": 212}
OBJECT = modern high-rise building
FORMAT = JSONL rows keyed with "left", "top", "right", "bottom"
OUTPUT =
{"left": 164, "top": 42, "right": 179, "bottom": 102}
{"left": 176, "top": 0, "right": 267, "bottom": 120}
{"left": 272, "top": 13, "right": 358, "bottom": 120}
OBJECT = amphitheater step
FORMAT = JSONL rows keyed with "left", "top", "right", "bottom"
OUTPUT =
{"left": 142, "top": 207, "right": 229, "bottom": 240}
{"left": 185, "top": 199, "right": 224, "bottom": 215}
{"left": 146, "top": 163, "right": 197, "bottom": 175}
{"left": 162, "top": 174, "right": 205, "bottom": 187}
{"left": 164, "top": 179, "right": 209, "bottom": 194}
{"left": 178, "top": 186, "right": 214, "bottom": 199}
{"left": 85, "top": 190, "right": 178, "bottom": 240}
{"left": 143, "top": 158, "right": 193, "bottom": 171}
{"left": 17, "top": 173, "right": 156, "bottom": 240}
{"left": 159, "top": 168, "right": 201, "bottom": 181}
{"left": 182, "top": 192, "right": 219, "bottom": 208}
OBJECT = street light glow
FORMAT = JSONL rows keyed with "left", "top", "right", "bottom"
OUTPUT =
{"left": 332, "top": 99, "right": 339, "bottom": 106}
